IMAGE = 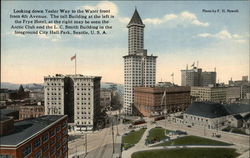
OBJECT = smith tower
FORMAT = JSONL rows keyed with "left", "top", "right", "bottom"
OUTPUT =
{"left": 127, "top": 9, "right": 145, "bottom": 55}
{"left": 123, "top": 9, "right": 157, "bottom": 115}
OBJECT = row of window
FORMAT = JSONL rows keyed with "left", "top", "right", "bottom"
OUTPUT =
{"left": 22, "top": 121, "right": 67, "bottom": 157}
{"left": 76, "top": 112, "right": 92, "bottom": 115}
{"left": 46, "top": 83, "right": 62, "bottom": 86}
{"left": 76, "top": 121, "right": 92, "bottom": 125}
{"left": 76, "top": 116, "right": 92, "bottom": 119}
{"left": 47, "top": 92, "right": 62, "bottom": 95}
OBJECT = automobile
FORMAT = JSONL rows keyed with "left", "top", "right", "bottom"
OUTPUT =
{"left": 215, "top": 134, "right": 221, "bottom": 138}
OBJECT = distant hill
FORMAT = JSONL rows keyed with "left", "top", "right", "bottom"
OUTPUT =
{"left": 1, "top": 82, "right": 43, "bottom": 90}
{"left": 1, "top": 82, "right": 124, "bottom": 94}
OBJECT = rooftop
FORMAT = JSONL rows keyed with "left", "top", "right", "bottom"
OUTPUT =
{"left": 185, "top": 102, "right": 230, "bottom": 118}
{"left": 0, "top": 115, "right": 66, "bottom": 146}
{"left": 185, "top": 102, "right": 250, "bottom": 118}
{"left": 127, "top": 9, "right": 144, "bottom": 27}
{"left": 0, "top": 109, "right": 19, "bottom": 116}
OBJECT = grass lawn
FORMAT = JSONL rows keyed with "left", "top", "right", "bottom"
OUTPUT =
{"left": 131, "top": 148, "right": 240, "bottom": 158}
{"left": 154, "top": 135, "right": 231, "bottom": 146}
{"left": 122, "top": 128, "right": 146, "bottom": 150}
{"left": 146, "top": 127, "right": 170, "bottom": 144}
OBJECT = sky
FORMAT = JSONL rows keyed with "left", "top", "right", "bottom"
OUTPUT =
{"left": 1, "top": 1, "right": 249, "bottom": 84}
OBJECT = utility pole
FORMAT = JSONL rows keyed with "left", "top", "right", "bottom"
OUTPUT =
{"left": 85, "top": 133, "right": 87, "bottom": 155}
{"left": 75, "top": 144, "right": 78, "bottom": 157}
{"left": 116, "top": 111, "right": 120, "bottom": 136}
{"left": 111, "top": 117, "right": 115, "bottom": 154}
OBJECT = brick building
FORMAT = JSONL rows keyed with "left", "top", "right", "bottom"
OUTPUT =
{"left": 134, "top": 86, "right": 191, "bottom": 117}
{"left": 0, "top": 115, "right": 68, "bottom": 158}
{"left": 19, "top": 105, "right": 45, "bottom": 120}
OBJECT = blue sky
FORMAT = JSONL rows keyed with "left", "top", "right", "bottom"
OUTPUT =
{"left": 1, "top": 1, "right": 249, "bottom": 84}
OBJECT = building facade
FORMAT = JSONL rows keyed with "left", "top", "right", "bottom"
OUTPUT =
{"left": 191, "top": 86, "right": 226, "bottom": 103}
{"left": 226, "top": 86, "right": 241, "bottom": 103}
{"left": 0, "top": 115, "right": 68, "bottom": 158}
{"left": 44, "top": 74, "right": 65, "bottom": 116}
{"left": 100, "top": 89, "right": 112, "bottom": 108}
{"left": 184, "top": 102, "right": 250, "bottom": 130}
{"left": 44, "top": 74, "right": 101, "bottom": 131}
{"left": 181, "top": 67, "right": 202, "bottom": 86}
{"left": 134, "top": 86, "right": 191, "bottom": 117}
{"left": 19, "top": 105, "right": 44, "bottom": 120}
{"left": 181, "top": 67, "right": 216, "bottom": 86}
{"left": 201, "top": 71, "right": 216, "bottom": 86}
{"left": 123, "top": 9, "right": 157, "bottom": 115}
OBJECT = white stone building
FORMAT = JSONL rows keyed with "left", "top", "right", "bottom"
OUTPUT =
{"left": 44, "top": 74, "right": 65, "bottom": 115}
{"left": 184, "top": 102, "right": 250, "bottom": 130}
{"left": 191, "top": 86, "right": 227, "bottom": 103}
{"left": 44, "top": 74, "right": 101, "bottom": 131}
{"left": 123, "top": 9, "right": 157, "bottom": 115}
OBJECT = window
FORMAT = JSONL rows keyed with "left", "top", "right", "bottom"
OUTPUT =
{"left": 62, "top": 129, "right": 67, "bottom": 136}
{"left": 56, "top": 150, "right": 61, "bottom": 158}
{"left": 56, "top": 141, "right": 61, "bottom": 149}
{"left": 43, "top": 133, "right": 49, "bottom": 142}
{"left": 51, "top": 138, "right": 55, "bottom": 146}
{"left": 51, "top": 129, "right": 55, "bottom": 137}
{"left": 56, "top": 126, "right": 61, "bottom": 133}
{"left": 34, "top": 138, "right": 41, "bottom": 148}
{"left": 62, "top": 145, "right": 67, "bottom": 153}
{"left": 42, "top": 144, "right": 49, "bottom": 152}
{"left": 62, "top": 137, "right": 67, "bottom": 144}
{"left": 23, "top": 144, "right": 32, "bottom": 157}
{"left": 51, "top": 146, "right": 56, "bottom": 155}
{"left": 34, "top": 150, "right": 41, "bottom": 158}
{"left": 57, "top": 134, "right": 61, "bottom": 140}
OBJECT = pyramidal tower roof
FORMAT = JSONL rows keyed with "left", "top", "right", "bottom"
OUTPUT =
{"left": 128, "top": 9, "right": 144, "bottom": 26}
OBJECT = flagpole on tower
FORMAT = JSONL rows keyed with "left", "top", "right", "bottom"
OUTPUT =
{"left": 75, "top": 54, "right": 77, "bottom": 75}
{"left": 71, "top": 54, "right": 77, "bottom": 75}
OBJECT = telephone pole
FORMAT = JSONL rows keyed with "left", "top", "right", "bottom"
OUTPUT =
{"left": 85, "top": 132, "right": 87, "bottom": 155}
{"left": 116, "top": 111, "right": 120, "bottom": 136}
{"left": 111, "top": 117, "right": 115, "bottom": 154}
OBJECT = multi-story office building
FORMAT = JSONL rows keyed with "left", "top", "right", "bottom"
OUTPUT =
{"left": 226, "top": 86, "right": 241, "bottom": 103}
{"left": 123, "top": 9, "right": 157, "bottom": 115}
{"left": 44, "top": 74, "right": 65, "bottom": 116}
{"left": 134, "top": 86, "right": 191, "bottom": 117}
{"left": 181, "top": 67, "right": 216, "bottom": 86}
{"left": 0, "top": 115, "right": 68, "bottom": 158}
{"left": 201, "top": 71, "right": 216, "bottom": 86}
{"left": 181, "top": 67, "right": 202, "bottom": 86}
{"left": 44, "top": 74, "right": 101, "bottom": 131}
{"left": 191, "top": 86, "right": 226, "bottom": 103}
{"left": 19, "top": 105, "right": 44, "bottom": 120}
{"left": 100, "top": 89, "right": 112, "bottom": 108}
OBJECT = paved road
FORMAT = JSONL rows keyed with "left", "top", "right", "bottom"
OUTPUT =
{"left": 68, "top": 118, "right": 250, "bottom": 158}
{"left": 68, "top": 123, "right": 125, "bottom": 158}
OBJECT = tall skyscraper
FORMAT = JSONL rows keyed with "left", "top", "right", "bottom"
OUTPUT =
{"left": 181, "top": 66, "right": 216, "bottom": 86}
{"left": 44, "top": 74, "right": 101, "bottom": 131}
{"left": 181, "top": 67, "right": 202, "bottom": 86}
{"left": 123, "top": 9, "right": 157, "bottom": 115}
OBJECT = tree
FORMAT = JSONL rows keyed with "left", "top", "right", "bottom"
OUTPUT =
{"left": 18, "top": 84, "right": 24, "bottom": 93}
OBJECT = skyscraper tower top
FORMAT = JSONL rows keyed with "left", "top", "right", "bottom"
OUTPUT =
{"left": 127, "top": 9, "right": 145, "bottom": 27}
{"left": 127, "top": 9, "right": 145, "bottom": 55}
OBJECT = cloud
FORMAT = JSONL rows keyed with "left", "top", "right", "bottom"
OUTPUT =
{"left": 118, "top": 17, "right": 130, "bottom": 24}
{"left": 197, "top": 30, "right": 247, "bottom": 43}
{"left": 81, "top": 1, "right": 118, "bottom": 16}
{"left": 143, "top": 11, "right": 209, "bottom": 27}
